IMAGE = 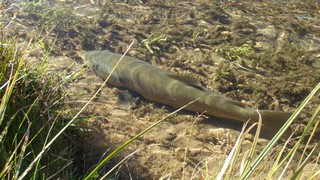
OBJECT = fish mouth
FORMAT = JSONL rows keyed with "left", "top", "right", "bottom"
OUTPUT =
{"left": 77, "top": 50, "right": 88, "bottom": 59}
{"left": 80, "top": 50, "right": 99, "bottom": 68}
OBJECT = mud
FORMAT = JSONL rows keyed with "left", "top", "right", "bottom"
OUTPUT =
{"left": 3, "top": 0, "right": 320, "bottom": 179}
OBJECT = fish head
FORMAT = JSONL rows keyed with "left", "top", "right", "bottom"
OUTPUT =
{"left": 85, "top": 50, "right": 123, "bottom": 87}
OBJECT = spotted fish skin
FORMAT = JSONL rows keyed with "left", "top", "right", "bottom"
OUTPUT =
{"left": 86, "top": 50, "right": 291, "bottom": 133}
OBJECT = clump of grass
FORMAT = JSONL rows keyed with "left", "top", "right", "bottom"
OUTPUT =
{"left": 0, "top": 33, "right": 76, "bottom": 178}
{"left": 217, "top": 82, "right": 320, "bottom": 179}
{"left": 142, "top": 33, "right": 167, "bottom": 54}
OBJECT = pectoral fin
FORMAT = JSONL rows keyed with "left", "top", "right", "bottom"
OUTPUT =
{"left": 117, "top": 90, "right": 139, "bottom": 109}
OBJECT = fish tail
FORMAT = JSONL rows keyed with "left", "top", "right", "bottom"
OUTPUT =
{"left": 259, "top": 111, "right": 292, "bottom": 138}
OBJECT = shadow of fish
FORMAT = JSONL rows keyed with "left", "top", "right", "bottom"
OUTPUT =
{"left": 86, "top": 50, "right": 291, "bottom": 135}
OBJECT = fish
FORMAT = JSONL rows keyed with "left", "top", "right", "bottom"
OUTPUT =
{"left": 85, "top": 50, "right": 292, "bottom": 134}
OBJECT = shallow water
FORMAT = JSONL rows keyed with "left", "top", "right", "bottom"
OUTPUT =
{"left": 2, "top": 0, "right": 319, "bottom": 178}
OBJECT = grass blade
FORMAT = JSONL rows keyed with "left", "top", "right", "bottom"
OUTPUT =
{"left": 85, "top": 98, "right": 199, "bottom": 179}
{"left": 17, "top": 40, "right": 135, "bottom": 180}
{"left": 242, "top": 82, "right": 320, "bottom": 179}
{"left": 217, "top": 122, "right": 248, "bottom": 180}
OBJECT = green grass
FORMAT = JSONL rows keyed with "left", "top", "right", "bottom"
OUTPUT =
{"left": 142, "top": 33, "right": 167, "bottom": 54}
{"left": 0, "top": 32, "right": 77, "bottom": 178}
{"left": 228, "top": 82, "right": 320, "bottom": 179}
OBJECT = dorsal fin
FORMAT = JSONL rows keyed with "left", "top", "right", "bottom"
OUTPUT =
{"left": 167, "top": 73, "right": 198, "bottom": 84}
{"left": 167, "top": 73, "right": 207, "bottom": 91}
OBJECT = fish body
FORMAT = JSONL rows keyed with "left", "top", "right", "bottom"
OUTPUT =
{"left": 86, "top": 50, "right": 291, "bottom": 132}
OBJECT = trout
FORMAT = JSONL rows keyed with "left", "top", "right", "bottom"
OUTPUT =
{"left": 86, "top": 50, "right": 291, "bottom": 133}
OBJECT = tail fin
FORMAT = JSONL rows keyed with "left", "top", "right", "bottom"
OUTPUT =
{"left": 259, "top": 111, "right": 292, "bottom": 138}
